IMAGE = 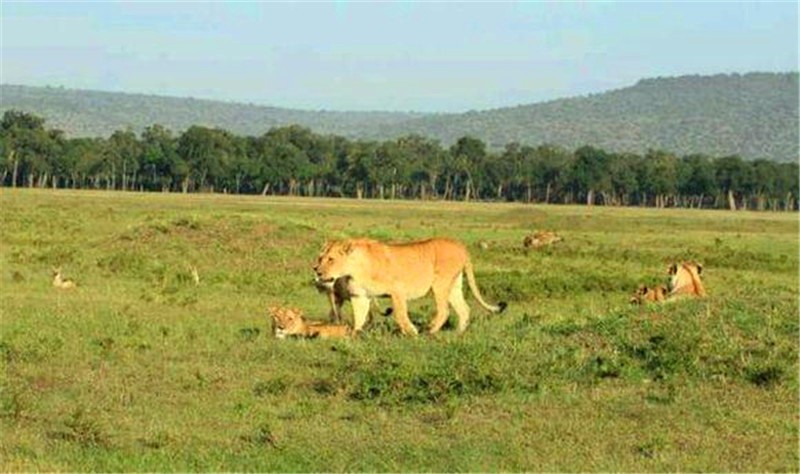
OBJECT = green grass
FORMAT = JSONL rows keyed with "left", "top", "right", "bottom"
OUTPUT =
{"left": 1, "top": 189, "right": 798, "bottom": 472}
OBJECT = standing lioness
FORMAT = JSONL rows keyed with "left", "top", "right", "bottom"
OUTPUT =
{"left": 313, "top": 238, "right": 506, "bottom": 335}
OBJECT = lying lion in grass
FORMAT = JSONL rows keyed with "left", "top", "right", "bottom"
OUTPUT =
{"left": 631, "top": 261, "right": 707, "bottom": 305}
{"left": 268, "top": 305, "right": 351, "bottom": 339}
{"left": 668, "top": 261, "right": 707, "bottom": 297}
{"left": 523, "top": 231, "right": 562, "bottom": 249}
{"left": 313, "top": 237, "right": 506, "bottom": 335}
{"left": 630, "top": 284, "right": 668, "bottom": 305}
{"left": 51, "top": 267, "right": 77, "bottom": 289}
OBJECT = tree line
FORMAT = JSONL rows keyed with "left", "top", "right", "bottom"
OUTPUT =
{"left": 1, "top": 110, "right": 797, "bottom": 211}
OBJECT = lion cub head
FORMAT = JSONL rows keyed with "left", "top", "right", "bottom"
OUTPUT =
{"left": 268, "top": 305, "right": 351, "bottom": 339}
{"left": 268, "top": 305, "right": 306, "bottom": 339}
{"left": 667, "top": 261, "right": 706, "bottom": 297}
{"left": 523, "top": 231, "right": 562, "bottom": 249}
{"left": 630, "top": 284, "right": 668, "bottom": 305}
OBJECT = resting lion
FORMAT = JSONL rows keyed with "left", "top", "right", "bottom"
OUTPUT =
{"left": 51, "top": 267, "right": 76, "bottom": 289}
{"left": 269, "top": 305, "right": 351, "bottom": 339}
{"left": 630, "top": 284, "right": 668, "bottom": 305}
{"left": 523, "top": 231, "right": 562, "bottom": 249}
{"left": 667, "top": 261, "right": 707, "bottom": 297}
{"left": 313, "top": 238, "right": 507, "bottom": 335}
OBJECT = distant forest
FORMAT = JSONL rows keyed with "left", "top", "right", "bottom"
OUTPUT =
{"left": 2, "top": 110, "right": 796, "bottom": 211}
{"left": 2, "top": 72, "right": 798, "bottom": 162}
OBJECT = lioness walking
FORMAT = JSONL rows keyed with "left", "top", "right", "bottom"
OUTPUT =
{"left": 313, "top": 238, "right": 506, "bottom": 335}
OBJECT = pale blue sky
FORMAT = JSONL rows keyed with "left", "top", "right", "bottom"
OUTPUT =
{"left": 2, "top": 1, "right": 797, "bottom": 112}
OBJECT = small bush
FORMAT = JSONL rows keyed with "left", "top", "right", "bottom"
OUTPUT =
{"left": 238, "top": 327, "right": 261, "bottom": 342}
{"left": 49, "top": 408, "right": 110, "bottom": 448}
{"left": 240, "top": 423, "right": 278, "bottom": 448}
{"left": 345, "top": 342, "right": 509, "bottom": 406}
{"left": 253, "top": 379, "right": 288, "bottom": 397}
{"left": 745, "top": 365, "right": 784, "bottom": 388}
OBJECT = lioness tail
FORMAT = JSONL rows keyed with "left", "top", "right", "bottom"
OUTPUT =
{"left": 464, "top": 259, "right": 507, "bottom": 314}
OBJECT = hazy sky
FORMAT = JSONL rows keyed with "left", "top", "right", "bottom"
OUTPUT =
{"left": 2, "top": 1, "right": 797, "bottom": 112}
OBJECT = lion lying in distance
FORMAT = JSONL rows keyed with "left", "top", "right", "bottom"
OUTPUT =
{"left": 313, "top": 237, "right": 506, "bottom": 335}
{"left": 631, "top": 261, "right": 707, "bottom": 305}
{"left": 523, "top": 231, "right": 562, "bottom": 249}
{"left": 668, "top": 261, "right": 707, "bottom": 297}
{"left": 269, "top": 305, "right": 351, "bottom": 339}
{"left": 630, "top": 284, "right": 668, "bottom": 305}
{"left": 52, "top": 267, "right": 77, "bottom": 289}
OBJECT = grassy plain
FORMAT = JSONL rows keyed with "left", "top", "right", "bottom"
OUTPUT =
{"left": 1, "top": 189, "right": 798, "bottom": 472}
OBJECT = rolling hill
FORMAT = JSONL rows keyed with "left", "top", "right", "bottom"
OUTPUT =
{"left": 1, "top": 72, "right": 797, "bottom": 161}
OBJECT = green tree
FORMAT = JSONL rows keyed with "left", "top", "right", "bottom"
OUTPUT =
{"left": 62, "top": 137, "right": 104, "bottom": 189}
{"left": 569, "top": 146, "right": 611, "bottom": 205}
{"left": 449, "top": 136, "right": 487, "bottom": 201}
{"left": 533, "top": 144, "right": 569, "bottom": 204}
{"left": 346, "top": 141, "right": 378, "bottom": 199}
{"left": 677, "top": 154, "right": 718, "bottom": 208}
{"left": 714, "top": 155, "right": 753, "bottom": 210}
{"left": 259, "top": 127, "right": 313, "bottom": 196}
{"left": 749, "top": 159, "right": 778, "bottom": 211}
{"left": 140, "top": 124, "right": 180, "bottom": 192}
{"left": 1, "top": 110, "right": 56, "bottom": 188}
{"left": 773, "top": 162, "right": 799, "bottom": 211}
{"left": 177, "top": 126, "right": 236, "bottom": 192}
{"left": 105, "top": 129, "right": 142, "bottom": 191}
{"left": 392, "top": 135, "right": 444, "bottom": 200}
{"left": 608, "top": 153, "right": 640, "bottom": 206}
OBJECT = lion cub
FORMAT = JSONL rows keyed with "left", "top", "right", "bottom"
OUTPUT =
{"left": 269, "top": 305, "right": 351, "bottom": 339}
{"left": 523, "top": 231, "right": 562, "bottom": 249}
{"left": 668, "top": 261, "right": 706, "bottom": 297}
{"left": 314, "top": 275, "right": 392, "bottom": 323}
{"left": 630, "top": 284, "right": 668, "bottom": 305}
{"left": 51, "top": 267, "right": 77, "bottom": 289}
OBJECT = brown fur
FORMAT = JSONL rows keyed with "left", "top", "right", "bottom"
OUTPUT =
{"left": 630, "top": 284, "right": 669, "bottom": 305}
{"left": 269, "top": 306, "right": 351, "bottom": 339}
{"left": 51, "top": 267, "right": 76, "bottom": 289}
{"left": 667, "top": 261, "right": 707, "bottom": 297}
{"left": 314, "top": 276, "right": 390, "bottom": 323}
{"left": 523, "top": 231, "right": 563, "bottom": 249}
{"left": 313, "top": 238, "right": 506, "bottom": 335}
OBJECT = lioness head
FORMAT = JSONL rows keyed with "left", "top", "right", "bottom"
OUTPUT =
{"left": 269, "top": 305, "right": 305, "bottom": 339}
{"left": 313, "top": 240, "right": 357, "bottom": 286}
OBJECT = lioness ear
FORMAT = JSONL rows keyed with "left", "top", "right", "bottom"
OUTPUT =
{"left": 343, "top": 241, "right": 355, "bottom": 254}
{"left": 696, "top": 263, "right": 703, "bottom": 275}
{"left": 667, "top": 264, "right": 677, "bottom": 275}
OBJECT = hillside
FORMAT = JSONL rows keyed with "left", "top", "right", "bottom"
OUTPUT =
{"left": 379, "top": 72, "right": 799, "bottom": 162}
{"left": 1, "top": 72, "right": 797, "bottom": 161}
{"left": 0, "top": 84, "right": 421, "bottom": 139}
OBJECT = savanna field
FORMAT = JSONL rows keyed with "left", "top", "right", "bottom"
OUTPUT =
{"left": 1, "top": 189, "right": 797, "bottom": 472}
